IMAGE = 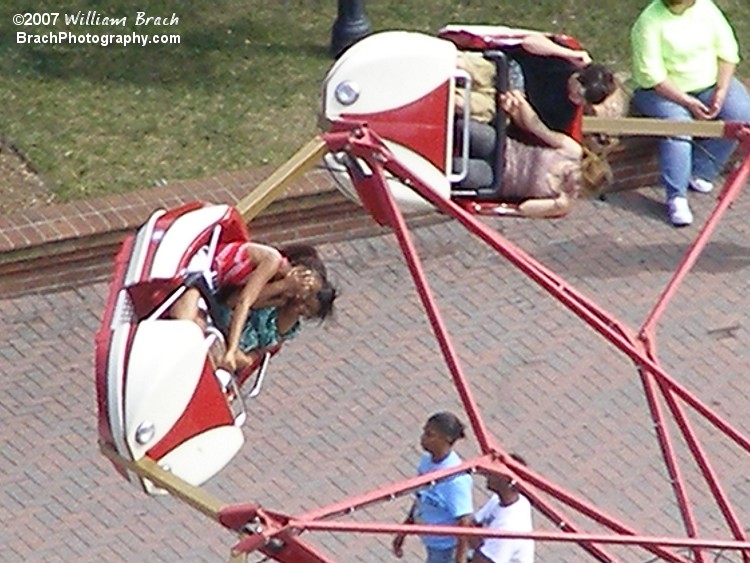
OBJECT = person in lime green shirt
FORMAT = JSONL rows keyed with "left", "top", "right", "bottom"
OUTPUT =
{"left": 631, "top": 0, "right": 750, "bottom": 227}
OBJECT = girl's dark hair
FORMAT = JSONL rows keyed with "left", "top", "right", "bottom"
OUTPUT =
{"left": 280, "top": 243, "right": 337, "bottom": 321}
{"left": 578, "top": 64, "right": 616, "bottom": 105}
{"left": 281, "top": 244, "right": 327, "bottom": 279}
{"left": 315, "top": 279, "right": 337, "bottom": 321}
{"left": 427, "top": 412, "right": 466, "bottom": 444}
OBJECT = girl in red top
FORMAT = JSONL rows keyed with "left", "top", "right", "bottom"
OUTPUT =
{"left": 172, "top": 241, "right": 334, "bottom": 372}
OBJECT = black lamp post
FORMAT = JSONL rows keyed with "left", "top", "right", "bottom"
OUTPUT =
{"left": 330, "top": 0, "right": 372, "bottom": 58}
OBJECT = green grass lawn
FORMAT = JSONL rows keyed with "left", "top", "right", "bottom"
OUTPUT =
{"left": 1, "top": 0, "right": 749, "bottom": 202}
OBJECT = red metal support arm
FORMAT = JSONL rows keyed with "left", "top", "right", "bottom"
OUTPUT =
{"left": 318, "top": 124, "right": 750, "bottom": 563}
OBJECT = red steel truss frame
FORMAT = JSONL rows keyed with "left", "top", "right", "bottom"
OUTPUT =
{"left": 103, "top": 118, "right": 750, "bottom": 562}
{"left": 212, "top": 122, "right": 750, "bottom": 562}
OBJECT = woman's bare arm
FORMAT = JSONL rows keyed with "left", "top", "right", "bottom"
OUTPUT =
{"left": 653, "top": 78, "right": 712, "bottom": 119}
{"left": 708, "top": 59, "right": 736, "bottom": 118}
{"left": 520, "top": 33, "right": 591, "bottom": 67}
{"left": 501, "top": 91, "right": 582, "bottom": 158}
{"left": 224, "top": 244, "right": 282, "bottom": 370}
{"left": 517, "top": 192, "right": 572, "bottom": 218}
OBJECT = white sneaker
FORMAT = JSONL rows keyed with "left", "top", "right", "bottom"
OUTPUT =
{"left": 668, "top": 197, "right": 693, "bottom": 227}
{"left": 689, "top": 177, "right": 713, "bottom": 194}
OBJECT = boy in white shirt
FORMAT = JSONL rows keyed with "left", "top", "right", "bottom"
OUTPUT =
{"left": 471, "top": 455, "right": 534, "bottom": 563}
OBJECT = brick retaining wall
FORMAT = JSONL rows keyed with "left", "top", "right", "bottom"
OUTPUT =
{"left": 603, "top": 137, "right": 660, "bottom": 193}
{"left": 0, "top": 140, "right": 660, "bottom": 298}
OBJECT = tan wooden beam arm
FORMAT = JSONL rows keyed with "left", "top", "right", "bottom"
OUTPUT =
{"left": 583, "top": 116, "right": 728, "bottom": 138}
{"left": 236, "top": 137, "right": 329, "bottom": 221}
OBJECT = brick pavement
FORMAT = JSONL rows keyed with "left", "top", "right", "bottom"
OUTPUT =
{"left": 1, "top": 184, "right": 750, "bottom": 562}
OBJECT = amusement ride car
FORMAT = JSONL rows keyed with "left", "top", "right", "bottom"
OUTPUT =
{"left": 95, "top": 26, "right": 750, "bottom": 562}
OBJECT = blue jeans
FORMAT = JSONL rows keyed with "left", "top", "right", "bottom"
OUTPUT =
{"left": 425, "top": 545, "right": 456, "bottom": 563}
{"left": 632, "top": 77, "right": 750, "bottom": 201}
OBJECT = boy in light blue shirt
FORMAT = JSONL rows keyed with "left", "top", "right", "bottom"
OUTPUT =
{"left": 393, "top": 412, "right": 474, "bottom": 563}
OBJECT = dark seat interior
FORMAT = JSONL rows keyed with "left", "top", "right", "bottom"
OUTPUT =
{"left": 451, "top": 50, "right": 509, "bottom": 201}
